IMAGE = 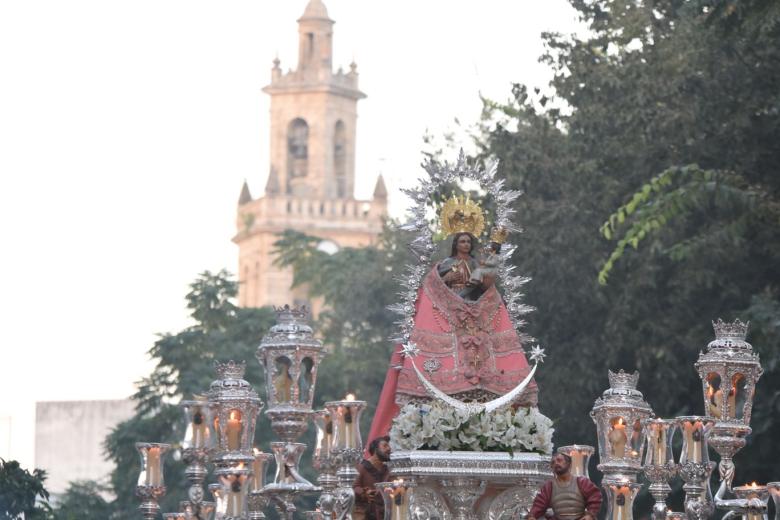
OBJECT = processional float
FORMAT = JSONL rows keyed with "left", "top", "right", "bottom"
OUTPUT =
{"left": 130, "top": 153, "right": 776, "bottom": 520}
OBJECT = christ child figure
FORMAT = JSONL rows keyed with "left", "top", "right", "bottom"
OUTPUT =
{"left": 468, "top": 241, "right": 501, "bottom": 288}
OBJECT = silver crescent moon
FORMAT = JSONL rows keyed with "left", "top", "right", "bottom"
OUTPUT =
{"left": 409, "top": 357, "right": 537, "bottom": 416}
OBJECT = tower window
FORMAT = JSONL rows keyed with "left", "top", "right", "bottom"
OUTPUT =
{"left": 334, "top": 120, "right": 347, "bottom": 198}
{"left": 287, "top": 118, "right": 309, "bottom": 179}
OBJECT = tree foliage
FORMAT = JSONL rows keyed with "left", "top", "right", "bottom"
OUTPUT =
{"left": 0, "top": 459, "right": 52, "bottom": 519}
{"left": 53, "top": 480, "right": 113, "bottom": 520}
{"left": 74, "top": 270, "right": 277, "bottom": 518}
{"left": 470, "top": 0, "right": 780, "bottom": 487}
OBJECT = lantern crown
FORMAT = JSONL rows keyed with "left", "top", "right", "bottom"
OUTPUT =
{"left": 607, "top": 370, "right": 640, "bottom": 392}
{"left": 265, "top": 305, "right": 315, "bottom": 337}
{"left": 712, "top": 318, "right": 749, "bottom": 341}
{"left": 215, "top": 360, "right": 246, "bottom": 380}
{"left": 274, "top": 304, "right": 309, "bottom": 322}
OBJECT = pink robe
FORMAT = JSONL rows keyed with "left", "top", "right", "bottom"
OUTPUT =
{"left": 367, "top": 265, "right": 538, "bottom": 444}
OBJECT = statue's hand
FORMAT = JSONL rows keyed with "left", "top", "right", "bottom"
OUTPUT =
{"left": 442, "top": 269, "right": 464, "bottom": 284}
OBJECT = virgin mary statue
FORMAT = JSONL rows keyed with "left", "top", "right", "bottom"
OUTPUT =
{"left": 367, "top": 194, "right": 538, "bottom": 442}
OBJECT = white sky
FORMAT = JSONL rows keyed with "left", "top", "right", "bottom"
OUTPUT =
{"left": 0, "top": 1, "right": 581, "bottom": 470}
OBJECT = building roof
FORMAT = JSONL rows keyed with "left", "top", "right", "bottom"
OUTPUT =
{"left": 238, "top": 180, "right": 253, "bottom": 205}
{"left": 373, "top": 174, "right": 388, "bottom": 199}
{"left": 299, "top": 0, "right": 332, "bottom": 21}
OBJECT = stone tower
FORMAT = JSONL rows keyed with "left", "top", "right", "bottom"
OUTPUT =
{"left": 234, "top": 0, "right": 387, "bottom": 308}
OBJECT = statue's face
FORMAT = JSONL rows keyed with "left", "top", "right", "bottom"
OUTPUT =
{"left": 456, "top": 234, "right": 472, "bottom": 255}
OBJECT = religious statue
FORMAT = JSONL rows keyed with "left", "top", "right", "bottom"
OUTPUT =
{"left": 367, "top": 193, "right": 538, "bottom": 441}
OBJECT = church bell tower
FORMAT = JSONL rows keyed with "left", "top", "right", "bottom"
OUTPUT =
{"left": 233, "top": 0, "right": 387, "bottom": 309}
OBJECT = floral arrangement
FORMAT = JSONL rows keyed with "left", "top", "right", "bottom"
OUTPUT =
{"left": 389, "top": 401, "right": 554, "bottom": 454}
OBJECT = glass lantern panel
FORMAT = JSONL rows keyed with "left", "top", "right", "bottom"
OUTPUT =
{"left": 218, "top": 473, "right": 248, "bottom": 516}
{"left": 298, "top": 357, "right": 314, "bottom": 403}
{"left": 628, "top": 419, "right": 643, "bottom": 460}
{"left": 184, "top": 403, "right": 212, "bottom": 450}
{"left": 608, "top": 417, "right": 629, "bottom": 458}
{"left": 731, "top": 373, "right": 746, "bottom": 420}
{"left": 273, "top": 356, "right": 293, "bottom": 403}
{"left": 705, "top": 372, "right": 723, "bottom": 420}
{"left": 679, "top": 419, "right": 708, "bottom": 465}
{"left": 644, "top": 421, "right": 673, "bottom": 466}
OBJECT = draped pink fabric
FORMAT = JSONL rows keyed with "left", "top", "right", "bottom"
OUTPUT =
{"left": 367, "top": 266, "right": 537, "bottom": 444}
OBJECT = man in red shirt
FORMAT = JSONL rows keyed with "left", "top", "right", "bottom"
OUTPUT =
{"left": 528, "top": 453, "right": 602, "bottom": 520}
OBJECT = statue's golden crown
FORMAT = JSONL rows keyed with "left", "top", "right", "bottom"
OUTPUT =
{"left": 440, "top": 194, "right": 485, "bottom": 237}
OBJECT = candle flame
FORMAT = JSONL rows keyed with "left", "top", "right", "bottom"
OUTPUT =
{"left": 345, "top": 393, "right": 356, "bottom": 401}
{"left": 751, "top": 482, "right": 758, "bottom": 488}
{"left": 229, "top": 409, "right": 241, "bottom": 421}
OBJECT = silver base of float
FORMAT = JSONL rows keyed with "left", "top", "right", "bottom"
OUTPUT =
{"left": 389, "top": 450, "right": 552, "bottom": 520}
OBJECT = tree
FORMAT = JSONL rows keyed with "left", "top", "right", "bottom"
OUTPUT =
{"left": 103, "top": 270, "right": 276, "bottom": 518}
{"left": 53, "top": 480, "right": 113, "bottom": 520}
{"left": 472, "top": 0, "right": 780, "bottom": 487}
{"left": 0, "top": 459, "right": 52, "bottom": 520}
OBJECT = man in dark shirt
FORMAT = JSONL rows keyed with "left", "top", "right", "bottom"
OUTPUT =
{"left": 353, "top": 436, "right": 391, "bottom": 520}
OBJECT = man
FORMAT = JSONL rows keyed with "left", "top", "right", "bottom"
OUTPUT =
{"left": 353, "top": 436, "right": 391, "bottom": 520}
{"left": 528, "top": 453, "right": 602, "bottom": 520}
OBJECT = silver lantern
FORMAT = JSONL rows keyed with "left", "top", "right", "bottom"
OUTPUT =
{"left": 208, "top": 360, "right": 263, "bottom": 470}
{"left": 695, "top": 319, "right": 763, "bottom": 490}
{"left": 590, "top": 370, "right": 654, "bottom": 484}
{"left": 255, "top": 305, "right": 324, "bottom": 517}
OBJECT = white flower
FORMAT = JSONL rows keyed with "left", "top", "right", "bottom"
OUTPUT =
{"left": 389, "top": 401, "right": 554, "bottom": 454}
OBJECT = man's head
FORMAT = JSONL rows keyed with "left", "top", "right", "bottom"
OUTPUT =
{"left": 551, "top": 452, "right": 572, "bottom": 476}
{"left": 368, "top": 436, "right": 392, "bottom": 462}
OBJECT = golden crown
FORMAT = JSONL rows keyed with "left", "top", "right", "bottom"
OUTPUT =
{"left": 440, "top": 194, "right": 485, "bottom": 237}
{"left": 489, "top": 227, "right": 509, "bottom": 244}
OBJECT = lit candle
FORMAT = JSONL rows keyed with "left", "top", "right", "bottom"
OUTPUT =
{"left": 344, "top": 393, "right": 357, "bottom": 449}
{"left": 653, "top": 425, "right": 667, "bottom": 465}
{"left": 191, "top": 407, "right": 208, "bottom": 448}
{"left": 608, "top": 419, "right": 627, "bottom": 458}
{"left": 225, "top": 476, "right": 244, "bottom": 516}
{"left": 570, "top": 450, "right": 585, "bottom": 477}
{"left": 682, "top": 420, "right": 702, "bottom": 463}
{"left": 146, "top": 447, "right": 161, "bottom": 487}
{"left": 612, "top": 485, "right": 630, "bottom": 520}
{"left": 227, "top": 410, "right": 242, "bottom": 451}
{"left": 734, "top": 482, "right": 768, "bottom": 520}
{"left": 345, "top": 405, "right": 355, "bottom": 449}
{"left": 335, "top": 405, "right": 347, "bottom": 450}
{"left": 389, "top": 480, "right": 409, "bottom": 520}
{"left": 324, "top": 415, "right": 333, "bottom": 456}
